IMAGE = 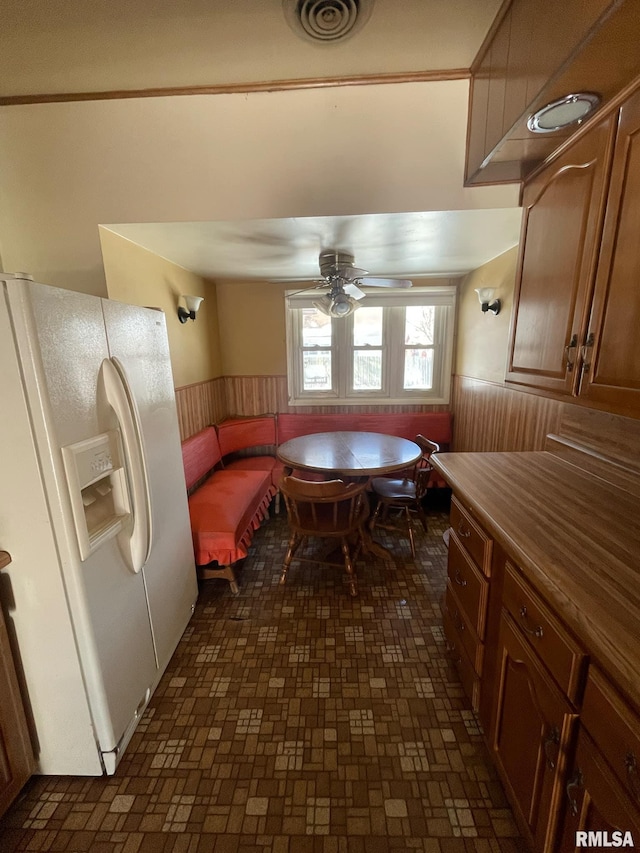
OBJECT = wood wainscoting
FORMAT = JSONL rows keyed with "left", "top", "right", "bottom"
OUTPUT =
{"left": 175, "top": 374, "right": 451, "bottom": 441}
{"left": 452, "top": 375, "right": 564, "bottom": 452}
{"left": 174, "top": 378, "right": 228, "bottom": 441}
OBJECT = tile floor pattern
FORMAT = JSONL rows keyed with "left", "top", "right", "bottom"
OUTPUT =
{"left": 0, "top": 506, "right": 524, "bottom": 853}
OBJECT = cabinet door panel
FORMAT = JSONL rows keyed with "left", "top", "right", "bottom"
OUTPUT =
{"left": 506, "top": 116, "right": 614, "bottom": 394}
{"left": 492, "top": 611, "right": 576, "bottom": 851}
{"left": 557, "top": 728, "right": 640, "bottom": 852}
{"left": 580, "top": 86, "right": 640, "bottom": 415}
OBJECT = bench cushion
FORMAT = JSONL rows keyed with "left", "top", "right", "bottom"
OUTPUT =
{"left": 224, "top": 456, "right": 285, "bottom": 489}
{"left": 217, "top": 415, "right": 277, "bottom": 456}
{"left": 188, "top": 468, "right": 275, "bottom": 566}
{"left": 181, "top": 427, "right": 223, "bottom": 490}
{"left": 276, "top": 412, "right": 452, "bottom": 446}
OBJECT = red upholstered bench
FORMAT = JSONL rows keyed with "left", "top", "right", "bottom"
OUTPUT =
{"left": 216, "top": 415, "right": 284, "bottom": 509}
{"left": 181, "top": 427, "right": 276, "bottom": 592}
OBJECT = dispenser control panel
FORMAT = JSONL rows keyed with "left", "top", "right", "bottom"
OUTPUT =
{"left": 62, "top": 431, "right": 131, "bottom": 560}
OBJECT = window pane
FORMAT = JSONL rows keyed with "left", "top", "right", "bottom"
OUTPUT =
{"left": 404, "top": 349, "right": 433, "bottom": 389}
{"left": 405, "top": 306, "right": 435, "bottom": 345}
{"left": 353, "top": 306, "right": 382, "bottom": 346}
{"left": 302, "top": 308, "right": 331, "bottom": 347}
{"left": 353, "top": 350, "right": 382, "bottom": 390}
{"left": 303, "top": 350, "right": 331, "bottom": 390}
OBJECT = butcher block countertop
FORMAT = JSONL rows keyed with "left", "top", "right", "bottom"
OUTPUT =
{"left": 431, "top": 451, "right": 640, "bottom": 711}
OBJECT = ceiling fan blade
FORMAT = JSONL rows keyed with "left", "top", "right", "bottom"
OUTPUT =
{"left": 343, "top": 282, "right": 366, "bottom": 300}
{"left": 358, "top": 277, "right": 413, "bottom": 288}
{"left": 338, "top": 265, "right": 369, "bottom": 281}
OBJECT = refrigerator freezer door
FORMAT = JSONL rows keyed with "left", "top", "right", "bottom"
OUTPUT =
{"left": 6, "top": 282, "right": 158, "bottom": 770}
{"left": 101, "top": 300, "right": 198, "bottom": 671}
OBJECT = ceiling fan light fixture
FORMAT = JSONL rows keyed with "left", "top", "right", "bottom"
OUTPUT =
{"left": 527, "top": 92, "right": 600, "bottom": 134}
{"left": 329, "top": 292, "right": 356, "bottom": 317}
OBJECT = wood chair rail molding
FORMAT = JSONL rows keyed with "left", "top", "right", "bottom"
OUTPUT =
{"left": 0, "top": 68, "right": 469, "bottom": 107}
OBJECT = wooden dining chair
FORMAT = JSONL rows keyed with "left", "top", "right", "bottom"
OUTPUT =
{"left": 279, "top": 476, "right": 370, "bottom": 596}
{"left": 368, "top": 435, "right": 440, "bottom": 559}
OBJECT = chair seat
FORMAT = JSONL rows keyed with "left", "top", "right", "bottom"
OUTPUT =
{"left": 370, "top": 477, "right": 417, "bottom": 502}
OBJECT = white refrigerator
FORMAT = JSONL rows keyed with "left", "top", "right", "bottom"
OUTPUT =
{"left": 0, "top": 276, "right": 198, "bottom": 775}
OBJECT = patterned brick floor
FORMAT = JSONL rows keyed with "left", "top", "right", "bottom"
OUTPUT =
{"left": 0, "top": 504, "right": 523, "bottom": 852}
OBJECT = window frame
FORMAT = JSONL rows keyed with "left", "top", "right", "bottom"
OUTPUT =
{"left": 285, "top": 286, "right": 457, "bottom": 406}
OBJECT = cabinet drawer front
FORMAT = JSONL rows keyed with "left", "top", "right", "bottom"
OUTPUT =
{"left": 503, "top": 562, "right": 586, "bottom": 702}
{"left": 443, "top": 603, "right": 480, "bottom": 711}
{"left": 581, "top": 668, "right": 640, "bottom": 810}
{"left": 448, "top": 532, "right": 489, "bottom": 639}
{"left": 444, "top": 583, "right": 484, "bottom": 674}
{"left": 450, "top": 496, "right": 492, "bottom": 576}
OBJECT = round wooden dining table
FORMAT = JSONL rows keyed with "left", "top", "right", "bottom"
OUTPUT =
{"left": 277, "top": 430, "right": 422, "bottom": 477}
{"left": 277, "top": 431, "right": 422, "bottom": 563}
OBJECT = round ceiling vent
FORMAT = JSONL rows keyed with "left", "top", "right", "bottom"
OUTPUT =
{"left": 283, "top": 0, "right": 374, "bottom": 44}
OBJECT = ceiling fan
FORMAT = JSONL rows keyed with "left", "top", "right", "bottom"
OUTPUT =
{"left": 308, "top": 251, "right": 412, "bottom": 317}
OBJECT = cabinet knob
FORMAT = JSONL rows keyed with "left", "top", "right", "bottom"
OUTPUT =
{"left": 454, "top": 570, "right": 467, "bottom": 588}
{"left": 457, "top": 522, "right": 471, "bottom": 538}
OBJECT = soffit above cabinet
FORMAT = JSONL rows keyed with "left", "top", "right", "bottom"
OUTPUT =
{"left": 465, "top": 0, "right": 640, "bottom": 186}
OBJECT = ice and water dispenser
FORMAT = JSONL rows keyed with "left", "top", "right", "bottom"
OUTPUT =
{"left": 62, "top": 431, "right": 131, "bottom": 560}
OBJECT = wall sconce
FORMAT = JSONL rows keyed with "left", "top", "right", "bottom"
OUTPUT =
{"left": 177, "top": 294, "right": 204, "bottom": 323}
{"left": 475, "top": 287, "right": 501, "bottom": 315}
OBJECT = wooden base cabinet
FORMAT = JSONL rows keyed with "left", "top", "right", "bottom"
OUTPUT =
{"left": 442, "top": 497, "right": 492, "bottom": 714}
{"left": 492, "top": 611, "right": 577, "bottom": 851}
{"left": 557, "top": 728, "right": 640, "bottom": 851}
{"left": 0, "top": 593, "right": 34, "bottom": 817}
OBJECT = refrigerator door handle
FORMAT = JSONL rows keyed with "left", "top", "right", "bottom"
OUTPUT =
{"left": 99, "top": 357, "right": 153, "bottom": 573}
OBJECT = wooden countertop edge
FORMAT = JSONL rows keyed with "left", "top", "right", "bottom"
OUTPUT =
{"left": 0, "top": 551, "right": 11, "bottom": 571}
{"left": 431, "top": 451, "right": 640, "bottom": 710}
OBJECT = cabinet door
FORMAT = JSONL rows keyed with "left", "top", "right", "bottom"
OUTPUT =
{"left": 492, "top": 611, "right": 576, "bottom": 852}
{"left": 579, "top": 86, "right": 640, "bottom": 416}
{"left": 506, "top": 115, "right": 615, "bottom": 395}
{"left": 0, "top": 599, "right": 34, "bottom": 817}
{"left": 557, "top": 727, "right": 640, "bottom": 852}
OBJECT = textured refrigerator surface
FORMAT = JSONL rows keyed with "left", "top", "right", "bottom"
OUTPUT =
{"left": 0, "top": 279, "right": 197, "bottom": 774}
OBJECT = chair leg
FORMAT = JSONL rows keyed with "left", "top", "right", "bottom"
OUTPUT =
{"left": 416, "top": 500, "right": 428, "bottom": 533}
{"left": 340, "top": 538, "right": 358, "bottom": 597}
{"left": 405, "top": 507, "right": 416, "bottom": 558}
{"left": 369, "top": 500, "right": 383, "bottom": 532}
{"left": 281, "top": 532, "right": 302, "bottom": 585}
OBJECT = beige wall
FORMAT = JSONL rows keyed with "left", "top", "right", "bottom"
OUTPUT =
{"left": 0, "top": 81, "right": 519, "bottom": 297}
{"left": 215, "top": 280, "right": 290, "bottom": 376}
{"left": 100, "top": 228, "right": 222, "bottom": 387}
{"left": 455, "top": 246, "right": 518, "bottom": 384}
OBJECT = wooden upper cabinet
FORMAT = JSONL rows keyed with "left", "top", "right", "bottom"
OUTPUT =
{"left": 506, "top": 115, "right": 615, "bottom": 394}
{"left": 465, "top": 0, "right": 640, "bottom": 185}
{"left": 578, "top": 86, "right": 640, "bottom": 415}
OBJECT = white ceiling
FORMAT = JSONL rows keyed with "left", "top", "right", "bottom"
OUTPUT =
{"left": 104, "top": 209, "right": 522, "bottom": 282}
{"left": 1, "top": 0, "right": 502, "bottom": 98}
{"left": 2, "top": 0, "right": 520, "bottom": 286}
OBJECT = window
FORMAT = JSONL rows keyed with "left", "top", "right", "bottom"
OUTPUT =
{"left": 286, "top": 287, "right": 456, "bottom": 405}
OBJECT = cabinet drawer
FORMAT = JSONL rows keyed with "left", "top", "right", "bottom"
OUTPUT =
{"left": 450, "top": 496, "right": 492, "bottom": 576}
{"left": 448, "top": 532, "right": 489, "bottom": 639}
{"left": 581, "top": 667, "right": 640, "bottom": 810}
{"left": 503, "top": 562, "right": 586, "bottom": 703}
{"left": 444, "top": 583, "right": 484, "bottom": 674}
{"left": 443, "top": 603, "right": 480, "bottom": 711}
